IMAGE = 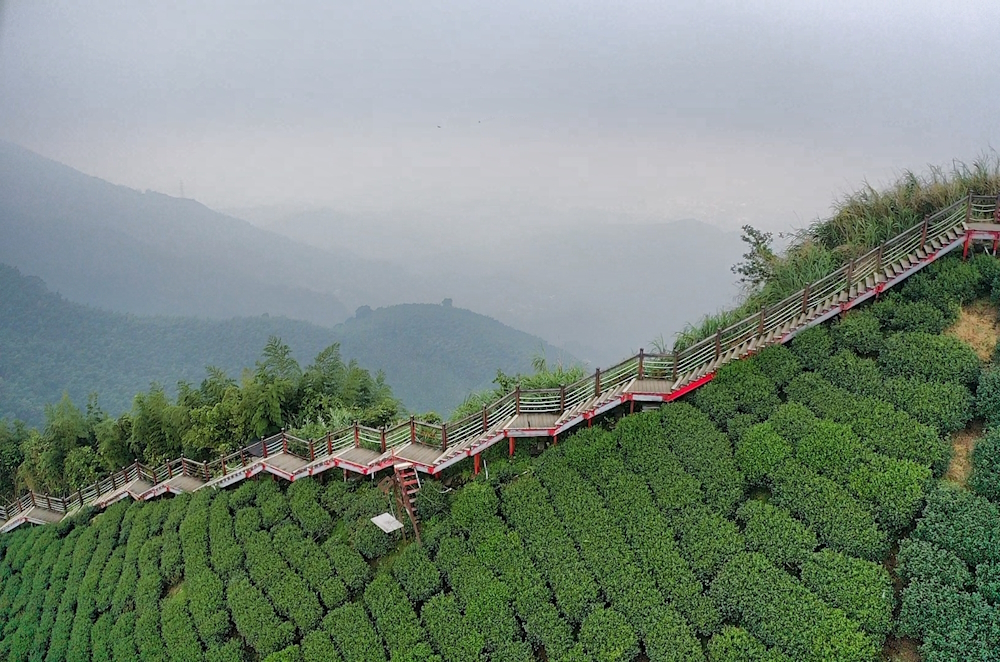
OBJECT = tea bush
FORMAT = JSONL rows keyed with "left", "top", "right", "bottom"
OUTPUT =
{"left": 799, "top": 549, "right": 894, "bottom": 637}
{"left": 736, "top": 500, "right": 816, "bottom": 568}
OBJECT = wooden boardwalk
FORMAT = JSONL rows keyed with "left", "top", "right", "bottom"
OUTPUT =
{"left": 3, "top": 193, "right": 999, "bottom": 533}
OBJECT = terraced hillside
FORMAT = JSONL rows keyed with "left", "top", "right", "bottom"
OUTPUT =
{"left": 2, "top": 249, "right": 1000, "bottom": 661}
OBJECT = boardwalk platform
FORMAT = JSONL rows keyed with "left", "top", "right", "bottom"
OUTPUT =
{"left": 208, "top": 450, "right": 309, "bottom": 489}
{"left": 93, "top": 478, "right": 154, "bottom": 509}
{"left": 0, "top": 505, "right": 65, "bottom": 533}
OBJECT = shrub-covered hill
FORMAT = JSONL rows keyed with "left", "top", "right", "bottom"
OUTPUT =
{"left": 2, "top": 252, "right": 1000, "bottom": 661}
{"left": 0, "top": 263, "right": 572, "bottom": 426}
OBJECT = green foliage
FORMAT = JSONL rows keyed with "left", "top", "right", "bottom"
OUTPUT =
{"left": 659, "top": 403, "right": 746, "bottom": 515}
{"left": 641, "top": 606, "right": 704, "bottom": 662}
{"left": 421, "top": 593, "right": 485, "bottom": 662}
{"left": 912, "top": 485, "right": 1000, "bottom": 566}
{"left": 819, "top": 350, "right": 883, "bottom": 399}
{"left": 323, "top": 602, "right": 387, "bottom": 662}
{"left": 301, "top": 630, "right": 344, "bottom": 662}
{"left": 871, "top": 298, "right": 949, "bottom": 335}
{"left": 975, "top": 560, "right": 1000, "bottom": 604}
{"left": 971, "top": 426, "right": 1000, "bottom": 502}
{"left": 706, "top": 627, "right": 791, "bottom": 662}
{"left": 800, "top": 549, "right": 894, "bottom": 637}
{"left": 392, "top": 544, "right": 441, "bottom": 604}
{"left": 977, "top": 370, "right": 1000, "bottom": 431}
{"left": 879, "top": 332, "right": 981, "bottom": 387}
{"left": 161, "top": 593, "right": 205, "bottom": 662}
{"left": 578, "top": 608, "right": 638, "bottom": 662}
{"left": 790, "top": 326, "right": 833, "bottom": 371}
{"left": 710, "top": 553, "right": 880, "bottom": 662}
{"left": 748, "top": 345, "right": 802, "bottom": 387}
{"left": 736, "top": 499, "right": 816, "bottom": 567}
{"left": 363, "top": 574, "right": 436, "bottom": 661}
{"left": 897, "top": 579, "right": 999, "bottom": 660}
{"left": 769, "top": 459, "right": 889, "bottom": 561}
{"left": 264, "top": 646, "right": 302, "bottom": 662}
{"left": 324, "top": 542, "right": 372, "bottom": 596}
{"left": 288, "top": 479, "right": 334, "bottom": 538}
{"left": 227, "top": 575, "right": 295, "bottom": 657}
{"left": 882, "top": 376, "right": 973, "bottom": 434}
{"left": 897, "top": 538, "right": 972, "bottom": 589}
{"left": 831, "top": 311, "right": 884, "bottom": 356}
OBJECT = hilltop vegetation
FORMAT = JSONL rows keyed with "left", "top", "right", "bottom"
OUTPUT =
{"left": 2, "top": 248, "right": 1000, "bottom": 661}
{"left": 674, "top": 157, "right": 1000, "bottom": 350}
{"left": 0, "top": 264, "right": 572, "bottom": 427}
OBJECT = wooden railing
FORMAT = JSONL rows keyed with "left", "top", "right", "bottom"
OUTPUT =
{"left": 2, "top": 193, "right": 998, "bottom": 528}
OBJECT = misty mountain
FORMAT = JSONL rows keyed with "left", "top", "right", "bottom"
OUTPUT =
{"left": 0, "top": 141, "right": 422, "bottom": 326}
{"left": 0, "top": 264, "right": 572, "bottom": 425}
{"left": 240, "top": 206, "right": 749, "bottom": 365}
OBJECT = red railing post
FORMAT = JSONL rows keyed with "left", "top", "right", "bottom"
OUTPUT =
{"left": 380, "top": 427, "right": 387, "bottom": 453}
{"left": 309, "top": 439, "right": 315, "bottom": 461}
{"left": 327, "top": 432, "right": 333, "bottom": 456}
{"left": 354, "top": 423, "right": 360, "bottom": 448}
{"left": 167, "top": 461, "right": 173, "bottom": 479}
{"left": 515, "top": 385, "right": 521, "bottom": 415}
{"left": 410, "top": 416, "right": 416, "bottom": 443}
{"left": 261, "top": 436, "right": 268, "bottom": 459}
{"left": 282, "top": 428, "right": 288, "bottom": 454}
{"left": 594, "top": 368, "right": 601, "bottom": 396}
{"left": 441, "top": 423, "right": 448, "bottom": 452}
{"left": 637, "top": 348, "right": 645, "bottom": 379}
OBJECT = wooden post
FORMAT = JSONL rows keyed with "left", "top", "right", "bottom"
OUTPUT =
{"left": 920, "top": 216, "right": 928, "bottom": 248}
{"left": 509, "top": 435, "right": 515, "bottom": 457}
{"left": 966, "top": 191, "right": 974, "bottom": 225}
{"left": 282, "top": 428, "right": 287, "bottom": 454}
{"left": 559, "top": 385, "right": 566, "bottom": 414}
{"left": 846, "top": 258, "right": 854, "bottom": 287}
{"left": 167, "top": 462, "right": 173, "bottom": 479}
{"left": 594, "top": 368, "right": 601, "bottom": 396}
{"left": 515, "top": 385, "right": 521, "bottom": 415}
{"left": 261, "top": 436, "right": 268, "bottom": 458}
{"left": 354, "top": 422, "right": 360, "bottom": 449}
{"left": 441, "top": 423, "right": 448, "bottom": 452}
{"left": 309, "top": 439, "right": 315, "bottom": 461}
{"left": 327, "top": 431, "right": 333, "bottom": 456}
{"left": 410, "top": 416, "right": 416, "bottom": 443}
{"left": 380, "top": 427, "right": 386, "bottom": 453}
{"left": 714, "top": 331, "right": 721, "bottom": 360}
{"left": 757, "top": 307, "right": 765, "bottom": 336}
{"left": 801, "top": 283, "right": 810, "bottom": 314}
{"left": 994, "top": 193, "right": 1000, "bottom": 224}
{"left": 219, "top": 455, "right": 226, "bottom": 476}
{"left": 111, "top": 471, "right": 118, "bottom": 490}
{"left": 203, "top": 462, "right": 210, "bottom": 481}
{"left": 672, "top": 352, "right": 679, "bottom": 381}
{"left": 637, "top": 348, "right": 645, "bottom": 379}
{"left": 876, "top": 243, "right": 884, "bottom": 273}
{"left": 482, "top": 405, "right": 488, "bottom": 433}
{"left": 241, "top": 449, "right": 247, "bottom": 467}
{"left": 77, "top": 490, "right": 84, "bottom": 509}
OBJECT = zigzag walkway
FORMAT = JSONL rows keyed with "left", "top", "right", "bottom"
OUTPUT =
{"left": 3, "top": 194, "right": 999, "bottom": 533}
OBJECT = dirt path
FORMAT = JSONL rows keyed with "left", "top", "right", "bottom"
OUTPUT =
{"left": 945, "top": 422, "right": 983, "bottom": 488}
{"left": 945, "top": 300, "right": 1000, "bottom": 361}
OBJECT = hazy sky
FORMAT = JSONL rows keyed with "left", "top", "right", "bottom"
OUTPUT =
{"left": 2, "top": 0, "right": 999, "bottom": 231}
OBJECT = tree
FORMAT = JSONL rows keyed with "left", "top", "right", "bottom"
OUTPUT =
{"left": 732, "top": 225, "right": 776, "bottom": 288}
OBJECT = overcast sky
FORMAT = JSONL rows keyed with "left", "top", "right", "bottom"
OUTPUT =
{"left": 1, "top": 0, "right": 999, "bottom": 231}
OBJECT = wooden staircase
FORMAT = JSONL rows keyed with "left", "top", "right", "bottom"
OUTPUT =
{"left": 394, "top": 463, "right": 422, "bottom": 542}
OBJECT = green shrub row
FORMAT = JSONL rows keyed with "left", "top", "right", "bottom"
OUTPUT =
{"left": 244, "top": 530, "right": 323, "bottom": 632}
{"left": 288, "top": 479, "right": 334, "bottom": 538}
{"left": 323, "top": 601, "right": 387, "bottom": 662}
{"left": 799, "top": 550, "right": 894, "bottom": 638}
{"left": 706, "top": 626, "right": 792, "bottom": 662}
{"left": 272, "top": 522, "right": 348, "bottom": 609}
{"left": 897, "top": 579, "right": 1000, "bottom": 660}
{"left": 615, "top": 414, "right": 705, "bottom": 514}
{"left": 912, "top": 485, "right": 1000, "bottom": 566}
{"left": 209, "top": 491, "right": 243, "bottom": 579}
{"left": 971, "top": 426, "right": 1000, "bottom": 502}
{"left": 711, "top": 553, "right": 879, "bottom": 662}
{"left": 392, "top": 543, "right": 442, "bottom": 605}
{"left": 228, "top": 575, "right": 295, "bottom": 657}
{"left": 769, "top": 459, "right": 889, "bottom": 561}
{"left": 736, "top": 500, "right": 816, "bottom": 568}
{"left": 500, "top": 475, "right": 600, "bottom": 624}
{"left": 421, "top": 593, "right": 484, "bottom": 662}
{"left": 659, "top": 404, "right": 746, "bottom": 515}
{"left": 161, "top": 593, "right": 204, "bottom": 662}
{"left": 363, "top": 573, "right": 436, "bottom": 661}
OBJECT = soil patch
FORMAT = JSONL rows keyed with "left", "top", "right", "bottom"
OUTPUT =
{"left": 945, "top": 421, "right": 983, "bottom": 488}
{"left": 946, "top": 300, "right": 999, "bottom": 361}
{"left": 884, "top": 636, "right": 921, "bottom": 662}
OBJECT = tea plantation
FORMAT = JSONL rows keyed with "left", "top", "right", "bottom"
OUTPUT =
{"left": 2, "top": 255, "right": 1000, "bottom": 661}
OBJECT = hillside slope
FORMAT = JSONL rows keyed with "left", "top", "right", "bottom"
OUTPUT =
{"left": 0, "top": 140, "right": 419, "bottom": 327}
{"left": 0, "top": 265, "right": 572, "bottom": 424}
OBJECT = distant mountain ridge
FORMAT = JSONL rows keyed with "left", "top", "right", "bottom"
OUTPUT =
{"left": 0, "top": 264, "right": 573, "bottom": 425}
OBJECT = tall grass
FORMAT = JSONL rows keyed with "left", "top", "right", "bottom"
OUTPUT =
{"left": 672, "top": 155, "right": 1000, "bottom": 352}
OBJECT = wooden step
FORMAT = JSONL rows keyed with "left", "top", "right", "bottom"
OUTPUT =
{"left": 915, "top": 248, "right": 927, "bottom": 259}
{"left": 931, "top": 238, "right": 943, "bottom": 250}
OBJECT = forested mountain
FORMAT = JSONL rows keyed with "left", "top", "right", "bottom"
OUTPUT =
{"left": 0, "top": 265, "right": 572, "bottom": 425}
{"left": 0, "top": 140, "right": 418, "bottom": 327}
